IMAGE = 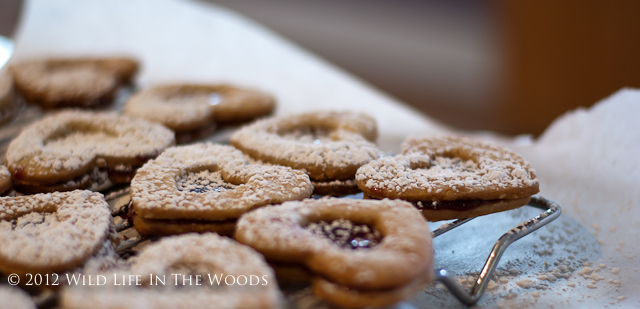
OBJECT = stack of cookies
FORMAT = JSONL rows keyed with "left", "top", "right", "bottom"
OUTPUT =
{"left": 0, "top": 55, "right": 542, "bottom": 309}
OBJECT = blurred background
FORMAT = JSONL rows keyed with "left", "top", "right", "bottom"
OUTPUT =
{"left": 2, "top": 0, "right": 639, "bottom": 136}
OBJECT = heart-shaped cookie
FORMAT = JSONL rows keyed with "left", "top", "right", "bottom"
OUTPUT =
{"left": 5, "top": 110, "right": 175, "bottom": 193}
{"left": 235, "top": 198, "right": 433, "bottom": 308}
{"left": 124, "top": 84, "right": 275, "bottom": 134}
{"left": 0, "top": 190, "right": 117, "bottom": 276}
{"left": 60, "top": 233, "right": 282, "bottom": 309}
{"left": 356, "top": 135, "right": 540, "bottom": 221}
{"left": 131, "top": 143, "right": 312, "bottom": 236}
{"left": 231, "top": 111, "right": 382, "bottom": 196}
{"left": 9, "top": 57, "right": 138, "bottom": 108}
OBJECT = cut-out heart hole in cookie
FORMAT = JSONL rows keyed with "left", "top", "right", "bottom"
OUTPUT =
{"left": 277, "top": 125, "right": 336, "bottom": 144}
{"left": 44, "top": 123, "right": 120, "bottom": 148}
{"left": 176, "top": 169, "right": 238, "bottom": 193}
{"left": 410, "top": 156, "right": 479, "bottom": 175}
{"left": 305, "top": 219, "right": 382, "bottom": 250}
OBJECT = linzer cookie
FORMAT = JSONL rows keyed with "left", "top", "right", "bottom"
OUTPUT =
{"left": 124, "top": 84, "right": 275, "bottom": 143}
{"left": 8, "top": 57, "right": 138, "bottom": 108}
{"left": 0, "top": 190, "right": 118, "bottom": 283}
{"left": 0, "top": 286, "right": 36, "bottom": 309}
{"left": 4, "top": 110, "right": 175, "bottom": 194}
{"left": 357, "top": 136, "right": 540, "bottom": 221}
{"left": 0, "top": 70, "right": 19, "bottom": 125}
{"left": 231, "top": 111, "right": 383, "bottom": 196}
{"left": 60, "top": 233, "right": 282, "bottom": 309}
{"left": 130, "top": 143, "right": 312, "bottom": 236}
{"left": 235, "top": 198, "right": 434, "bottom": 308}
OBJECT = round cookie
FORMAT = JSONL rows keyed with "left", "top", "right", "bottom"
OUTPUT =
{"left": 235, "top": 198, "right": 434, "bottom": 308}
{"left": 231, "top": 111, "right": 382, "bottom": 195}
{"left": 0, "top": 286, "right": 36, "bottom": 309}
{"left": 60, "top": 233, "right": 283, "bottom": 309}
{"left": 130, "top": 143, "right": 312, "bottom": 236}
{"left": 124, "top": 84, "right": 275, "bottom": 143}
{"left": 5, "top": 110, "right": 175, "bottom": 193}
{"left": 0, "top": 190, "right": 118, "bottom": 279}
{"left": 356, "top": 135, "right": 540, "bottom": 221}
{"left": 0, "top": 70, "right": 19, "bottom": 125}
{"left": 9, "top": 57, "right": 138, "bottom": 108}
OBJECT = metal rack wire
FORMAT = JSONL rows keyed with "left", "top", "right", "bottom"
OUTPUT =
{"left": 430, "top": 196, "right": 561, "bottom": 305}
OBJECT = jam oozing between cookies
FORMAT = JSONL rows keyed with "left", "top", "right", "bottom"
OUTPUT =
{"left": 279, "top": 126, "right": 334, "bottom": 144}
{"left": 176, "top": 170, "right": 237, "bottom": 193}
{"left": 305, "top": 219, "right": 382, "bottom": 249}
{"left": 415, "top": 199, "right": 496, "bottom": 210}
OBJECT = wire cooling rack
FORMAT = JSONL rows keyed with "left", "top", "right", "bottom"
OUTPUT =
{"left": 429, "top": 196, "right": 561, "bottom": 305}
{"left": 0, "top": 95, "right": 561, "bottom": 307}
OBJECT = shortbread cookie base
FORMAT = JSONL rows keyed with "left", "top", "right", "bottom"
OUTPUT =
{"left": 420, "top": 196, "right": 531, "bottom": 221}
{"left": 311, "top": 178, "right": 360, "bottom": 196}
{"left": 13, "top": 168, "right": 111, "bottom": 194}
{"left": 61, "top": 287, "right": 282, "bottom": 309}
{"left": 174, "top": 122, "right": 217, "bottom": 144}
{"left": 363, "top": 194, "right": 531, "bottom": 222}
{"left": 212, "top": 87, "right": 275, "bottom": 123}
{"left": 132, "top": 214, "right": 236, "bottom": 237}
{"left": 312, "top": 269, "right": 433, "bottom": 309}
{"left": 267, "top": 260, "right": 314, "bottom": 284}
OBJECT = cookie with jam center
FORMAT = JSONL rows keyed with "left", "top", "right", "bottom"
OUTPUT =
{"left": 357, "top": 135, "right": 540, "bottom": 221}
{"left": 235, "top": 198, "right": 434, "bottom": 308}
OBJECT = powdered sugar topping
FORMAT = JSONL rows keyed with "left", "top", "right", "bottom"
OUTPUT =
{"left": 5, "top": 110, "right": 175, "bottom": 179}
{"left": 356, "top": 136, "right": 539, "bottom": 200}
{"left": 231, "top": 111, "right": 382, "bottom": 180}
{"left": 0, "top": 190, "right": 115, "bottom": 272}
{"left": 131, "top": 143, "right": 312, "bottom": 220}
